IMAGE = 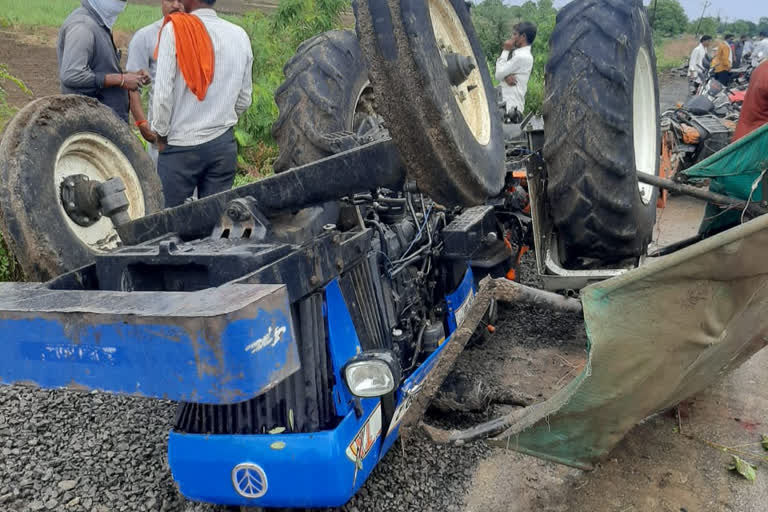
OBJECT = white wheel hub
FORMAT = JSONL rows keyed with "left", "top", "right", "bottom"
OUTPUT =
{"left": 428, "top": 0, "right": 491, "bottom": 145}
{"left": 633, "top": 47, "right": 657, "bottom": 206}
{"left": 54, "top": 133, "right": 145, "bottom": 252}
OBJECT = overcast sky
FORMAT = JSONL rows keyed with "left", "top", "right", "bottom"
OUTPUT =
{"left": 543, "top": 0, "right": 766, "bottom": 23}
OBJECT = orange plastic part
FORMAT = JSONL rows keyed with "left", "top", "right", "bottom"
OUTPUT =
{"left": 681, "top": 124, "right": 700, "bottom": 144}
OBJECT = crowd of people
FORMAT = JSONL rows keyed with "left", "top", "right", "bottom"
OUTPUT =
{"left": 52, "top": 0, "right": 768, "bottom": 208}
{"left": 688, "top": 31, "right": 768, "bottom": 141}
{"left": 688, "top": 31, "right": 768, "bottom": 89}
{"left": 56, "top": 0, "right": 254, "bottom": 208}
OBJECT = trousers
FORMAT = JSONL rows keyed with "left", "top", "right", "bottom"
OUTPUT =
{"left": 157, "top": 128, "right": 237, "bottom": 208}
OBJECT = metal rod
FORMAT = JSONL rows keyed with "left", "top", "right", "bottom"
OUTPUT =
{"left": 118, "top": 139, "right": 405, "bottom": 245}
{"left": 637, "top": 173, "right": 768, "bottom": 217}
{"left": 647, "top": 233, "right": 704, "bottom": 257}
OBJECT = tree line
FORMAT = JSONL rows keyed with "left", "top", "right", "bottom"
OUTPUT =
{"left": 649, "top": 0, "right": 768, "bottom": 37}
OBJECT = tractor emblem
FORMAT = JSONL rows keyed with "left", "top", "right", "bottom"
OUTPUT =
{"left": 231, "top": 463, "right": 268, "bottom": 499}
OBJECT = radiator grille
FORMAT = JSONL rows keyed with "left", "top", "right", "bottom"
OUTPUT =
{"left": 173, "top": 293, "right": 336, "bottom": 434}
{"left": 339, "top": 260, "right": 389, "bottom": 350}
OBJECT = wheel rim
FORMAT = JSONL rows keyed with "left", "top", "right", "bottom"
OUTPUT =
{"left": 633, "top": 47, "right": 657, "bottom": 205}
{"left": 54, "top": 133, "right": 145, "bottom": 252}
{"left": 427, "top": 0, "right": 491, "bottom": 145}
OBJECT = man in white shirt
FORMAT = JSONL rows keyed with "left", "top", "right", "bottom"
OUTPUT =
{"left": 688, "top": 35, "right": 711, "bottom": 94}
{"left": 126, "top": 0, "right": 184, "bottom": 165}
{"left": 151, "top": 0, "right": 253, "bottom": 207}
{"left": 743, "top": 36, "right": 754, "bottom": 63}
{"left": 753, "top": 32, "right": 768, "bottom": 68}
{"left": 495, "top": 21, "right": 536, "bottom": 122}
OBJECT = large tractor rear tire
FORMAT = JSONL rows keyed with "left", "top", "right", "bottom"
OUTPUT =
{"left": 273, "top": 30, "right": 374, "bottom": 172}
{"left": 543, "top": 0, "right": 660, "bottom": 265}
{"left": 0, "top": 95, "right": 163, "bottom": 281}
{"left": 354, "top": 0, "right": 505, "bottom": 206}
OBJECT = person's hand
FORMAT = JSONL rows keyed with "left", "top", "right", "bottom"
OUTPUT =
{"left": 137, "top": 122, "right": 156, "bottom": 143}
{"left": 121, "top": 72, "right": 147, "bottom": 91}
{"left": 503, "top": 39, "right": 516, "bottom": 52}
{"left": 504, "top": 74, "right": 517, "bottom": 86}
{"left": 156, "top": 135, "right": 167, "bottom": 152}
{"left": 136, "top": 69, "right": 151, "bottom": 86}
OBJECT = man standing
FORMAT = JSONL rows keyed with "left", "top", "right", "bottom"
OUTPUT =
{"left": 495, "top": 22, "right": 537, "bottom": 123}
{"left": 752, "top": 32, "right": 768, "bottom": 68}
{"left": 126, "top": 0, "right": 184, "bottom": 165}
{"left": 688, "top": 35, "right": 711, "bottom": 94}
{"left": 711, "top": 36, "right": 733, "bottom": 85}
{"left": 733, "top": 61, "right": 768, "bottom": 141}
{"left": 742, "top": 36, "right": 753, "bottom": 64}
{"left": 58, "top": 0, "right": 150, "bottom": 122}
{"left": 151, "top": 0, "right": 253, "bottom": 208}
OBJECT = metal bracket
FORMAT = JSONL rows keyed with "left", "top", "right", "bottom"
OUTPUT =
{"left": 211, "top": 196, "right": 271, "bottom": 241}
{"left": 98, "top": 177, "right": 131, "bottom": 227}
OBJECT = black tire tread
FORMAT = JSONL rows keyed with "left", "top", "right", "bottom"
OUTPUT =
{"left": 543, "top": 0, "right": 659, "bottom": 261}
{"left": 354, "top": 0, "right": 505, "bottom": 206}
{"left": 272, "top": 30, "right": 367, "bottom": 172}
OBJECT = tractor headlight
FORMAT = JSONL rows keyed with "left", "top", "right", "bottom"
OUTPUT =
{"left": 344, "top": 350, "right": 402, "bottom": 398}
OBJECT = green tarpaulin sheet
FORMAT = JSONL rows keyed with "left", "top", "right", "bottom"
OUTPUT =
{"left": 489, "top": 214, "right": 768, "bottom": 468}
{"left": 682, "top": 123, "right": 768, "bottom": 234}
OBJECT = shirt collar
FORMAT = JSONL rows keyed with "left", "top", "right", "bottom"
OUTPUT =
{"left": 192, "top": 8, "right": 217, "bottom": 18}
{"left": 516, "top": 45, "right": 532, "bottom": 55}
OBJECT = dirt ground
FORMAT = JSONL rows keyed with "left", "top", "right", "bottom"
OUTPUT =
{"left": 457, "top": 192, "right": 768, "bottom": 512}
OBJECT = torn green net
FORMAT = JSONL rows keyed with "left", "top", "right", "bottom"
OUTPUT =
{"left": 489, "top": 214, "right": 768, "bottom": 468}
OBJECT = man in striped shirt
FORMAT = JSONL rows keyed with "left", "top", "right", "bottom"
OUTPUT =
{"left": 126, "top": 0, "right": 185, "bottom": 165}
{"left": 151, "top": 0, "right": 253, "bottom": 208}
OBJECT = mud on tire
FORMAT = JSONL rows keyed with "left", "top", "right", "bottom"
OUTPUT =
{"left": 543, "top": 0, "right": 660, "bottom": 265}
{"left": 0, "top": 95, "right": 163, "bottom": 281}
{"left": 354, "top": 0, "right": 505, "bottom": 206}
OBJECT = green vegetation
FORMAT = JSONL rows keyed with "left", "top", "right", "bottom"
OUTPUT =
{"left": 0, "top": 63, "right": 29, "bottom": 130}
{"left": 648, "top": 0, "right": 688, "bottom": 37}
{"left": 471, "top": 0, "right": 556, "bottom": 115}
{"left": 234, "top": 0, "right": 347, "bottom": 176}
{"left": 654, "top": 40, "right": 688, "bottom": 72}
{"left": 0, "top": 65, "right": 28, "bottom": 281}
{"left": 1, "top": 0, "right": 160, "bottom": 32}
{"left": 648, "top": 0, "right": 768, "bottom": 39}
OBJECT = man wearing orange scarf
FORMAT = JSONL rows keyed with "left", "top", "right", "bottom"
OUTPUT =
{"left": 151, "top": 0, "right": 253, "bottom": 208}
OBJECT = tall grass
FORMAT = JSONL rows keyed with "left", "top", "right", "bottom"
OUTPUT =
{"left": 1, "top": 0, "right": 160, "bottom": 32}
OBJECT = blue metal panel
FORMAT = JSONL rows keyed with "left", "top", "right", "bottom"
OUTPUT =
{"left": 445, "top": 266, "right": 476, "bottom": 333}
{"left": 0, "top": 283, "right": 300, "bottom": 404}
{"left": 168, "top": 397, "right": 382, "bottom": 508}
{"left": 324, "top": 279, "right": 361, "bottom": 415}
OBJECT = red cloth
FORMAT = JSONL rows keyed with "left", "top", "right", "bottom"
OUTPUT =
{"left": 733, "top": 61, "right": 768, "bottom": 141}
{"left": 153, "top": 12, "right": 214, "bottom": 101}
